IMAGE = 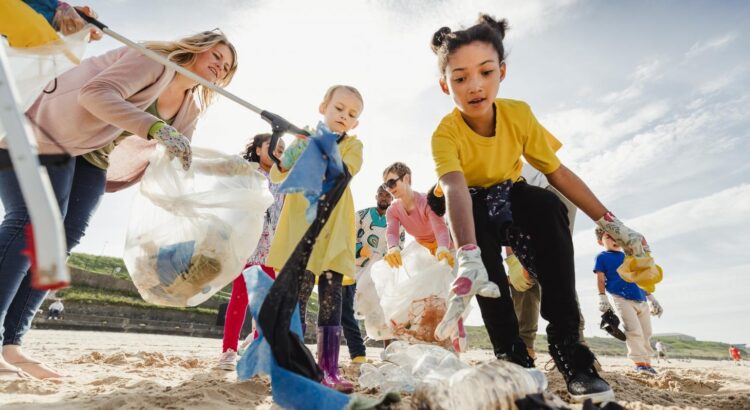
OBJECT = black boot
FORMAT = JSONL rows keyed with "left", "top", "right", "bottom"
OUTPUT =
{"left": 496, "top": 339, "right": 535, "bottom": 368}
{"left": 548, "top": 339, "right": 614, "bottom": 403}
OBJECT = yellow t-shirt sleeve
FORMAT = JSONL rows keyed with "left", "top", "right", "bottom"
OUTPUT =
{"left": 0, "top": 1, "right": 60, "bottom": 48}
{"left": 522, "top": 104, "right": 562, "bottom": 175}
{"left": 432, "top": 124, "right": 463, "bottom": 179}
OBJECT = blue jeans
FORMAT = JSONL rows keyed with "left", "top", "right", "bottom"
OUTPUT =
{"left": 341, "top": 284, "right": 366, "bottom": 359}
{"left": 64, "top": 159, "right": 107, "bottom": 250}
{"left": 0, "top": 156, "right": 106, "bottom": 346}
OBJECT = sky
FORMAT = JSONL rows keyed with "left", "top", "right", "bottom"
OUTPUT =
{"left": 11, "top": 0, "right": 750, "bottom": 344}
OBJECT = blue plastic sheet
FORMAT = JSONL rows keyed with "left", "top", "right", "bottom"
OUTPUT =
{"left": 237, "top": 266, "right": 350, "bottom": 410}
{"left": 278, "top": 122, "right": 345, "bottom": 223}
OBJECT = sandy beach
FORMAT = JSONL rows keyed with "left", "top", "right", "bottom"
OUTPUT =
{"left": 1, "top": 330, "right": 748, "bottom": 409}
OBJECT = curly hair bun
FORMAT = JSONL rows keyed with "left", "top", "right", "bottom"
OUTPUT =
{"left": 431, "top": 26, "right": 452, "bottom": 54}
{"left": 477, "top": 14, "right": 509, "bottom": 40}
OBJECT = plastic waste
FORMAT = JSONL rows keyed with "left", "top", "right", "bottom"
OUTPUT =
{"left": 124, "top": 146, "right": 273, "bottom": 306}
{"left": 354, "top": 261, "right": 395, "bottom": 340}
{"left": 369, "top": 242, "right": 467, "bottom": 347}
{"left": 413, "top": 359, "right": 548, "bottom": 410}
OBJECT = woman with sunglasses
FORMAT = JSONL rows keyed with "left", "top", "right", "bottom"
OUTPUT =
{"left": 381, "top": 162, "right": 453, "bottom": 269}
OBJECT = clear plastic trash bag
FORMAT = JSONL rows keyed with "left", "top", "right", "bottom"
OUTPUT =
{"left": 0, "top": 29, "right": 89, "bottom": 139}
{"left": 124, "top": 145, "right": 273, "bottom": 306}
{"left": 354, "top": 260, "right": 395, "bottom": 341}
{"left": 369, "top": 242, "right": 466, "bottom": 347}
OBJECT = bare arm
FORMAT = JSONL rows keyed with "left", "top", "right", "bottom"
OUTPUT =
{"left": 596, "top": 271, "right": 606, "bottom": 294}
{"left": 439, "top": 171, "right": 476, "bottom": 248}
{"left": 546, "top": 164, "right": 608, "bottom": 221}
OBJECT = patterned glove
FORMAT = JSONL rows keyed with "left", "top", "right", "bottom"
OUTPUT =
{"left": 435, "top": 246, "right": 454, "bottom": 267}
{"left": 598, "top": 294, "right": 612, "bottom": 313}
{"left": 595, "top": 211, "right": 650, "bottom": 257}
{"left": 383, "top": 247, "right": 402, "bottom": 269}
{"left": 280, "top": 137, "right": 310, "bottom": 171}
{"left": 434, "top": 245, "right": 500, "bottom": 341}
{"left": 647, "top": 294, "right": 663, "bottom": 318}
{"left": 506, "top": 254, "right": 534, "bottom": 292}
{"left": 149, "top": 122, "right": 191, "bottom": 170}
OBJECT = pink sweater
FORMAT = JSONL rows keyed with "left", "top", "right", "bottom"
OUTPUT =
{"left": 386, "top": 191, "right": 451, "bottom": 250}
{"left": 3, "top": 46, "right": 200, "bottom": 192}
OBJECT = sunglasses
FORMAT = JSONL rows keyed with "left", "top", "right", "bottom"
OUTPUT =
{"left": 382, "top": 175, "right": 403, "bottom": 190}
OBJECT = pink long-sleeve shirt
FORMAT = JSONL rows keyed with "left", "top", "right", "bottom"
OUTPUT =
{"left": 2, "top": 46, "right": 201, "bottom": 192}
{"left": 385, "top": 191, "right": 451, "bottom": 250}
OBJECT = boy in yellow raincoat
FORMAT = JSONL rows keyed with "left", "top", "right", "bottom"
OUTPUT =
{"left": 267, "top": 85, "right": 363, "bottom": 393}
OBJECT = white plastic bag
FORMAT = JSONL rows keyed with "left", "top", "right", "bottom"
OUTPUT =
{"left": 354, "top": 260, "right": 395, "bottom": 340}
{"left": 124, "top": 145, "right": 273, "bottom": 306}
{"left": 0, "top": 29, "right": 89, "bottom": 139}
{"left": 370, "top": 242, "right": 466, "bottom": 347}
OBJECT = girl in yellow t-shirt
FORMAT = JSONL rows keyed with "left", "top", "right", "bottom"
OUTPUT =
{"left": 266, "top": 85, "right": 364, "bottom": 393}
{"left": 428, "top": 14, "right": 655, "bottom": 404}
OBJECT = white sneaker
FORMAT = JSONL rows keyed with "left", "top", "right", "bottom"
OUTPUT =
{"left": 215, "top": 349, "right": 237, "bottom": 371}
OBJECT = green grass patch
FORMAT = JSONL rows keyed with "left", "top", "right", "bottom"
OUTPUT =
{"left": 464, "top": 326, "right": 745, "bottom": 360}
{"left": 56, "top": 285, "right": 217, "bottom": 316}
{"left": 68, "top": 252, "right": 130, "bottom": 279}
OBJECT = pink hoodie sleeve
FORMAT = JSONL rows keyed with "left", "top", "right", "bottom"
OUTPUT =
{"left": 427, "top": 206, "right": 451, "bottom": 249}
{"left": 78, "top": 49, "right": 169, "bottom": 139}
{"left": 385, "top": 205, "right": 402, "bottom": 249}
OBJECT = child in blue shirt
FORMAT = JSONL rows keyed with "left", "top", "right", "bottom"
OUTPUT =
{"left": 595, "top": 228, "right": 663, "bottom": 374}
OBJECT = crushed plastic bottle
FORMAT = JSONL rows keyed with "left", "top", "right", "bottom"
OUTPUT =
{"left": 358, "top": 362, "right": 415, "bottom": 392}
{"left": 413, "top": 359, "right": 548, "bottom": 410}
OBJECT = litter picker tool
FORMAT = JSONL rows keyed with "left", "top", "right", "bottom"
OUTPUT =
{"left": 76, "top": 11, "right": 308, "bottom": 162}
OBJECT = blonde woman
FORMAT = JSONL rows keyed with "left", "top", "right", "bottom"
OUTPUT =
{"left": 0, "top": 30, "right": 237, "bottom": 379}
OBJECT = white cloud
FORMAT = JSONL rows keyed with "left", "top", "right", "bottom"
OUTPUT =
{"left": 600, "top": 59, "right": 662, "bottom": 104}
{"left": 685, "top": 32, "right": 739, "bottom": 60}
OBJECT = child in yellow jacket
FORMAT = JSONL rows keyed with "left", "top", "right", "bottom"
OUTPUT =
{"left": 266, "top": 85, "right": 363, "bottom": 393}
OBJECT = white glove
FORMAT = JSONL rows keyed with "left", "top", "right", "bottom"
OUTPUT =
{"left": 598, "top": 294, "right": 612, "bottom": 313}
{"left": 595, "top": 211, "right": 650, "bottom": 257}
{"left": 434, "top": 245, "right": 500, "bottom": 341}
{"left": 647, "top": 294, "right": 663, "bottom": 318}
{"left": 150, "top": 122, "right": 192, "bottom": 170}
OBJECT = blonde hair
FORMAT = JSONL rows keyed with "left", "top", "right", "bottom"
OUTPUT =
{"left": 383, "top": 162, "right": 411, "bottom": 180}
{"left": 322, "top": 85, "right": 364, "bottom": 108}
{"left": 144, "top": 30, "right": 238, "bottom": 111}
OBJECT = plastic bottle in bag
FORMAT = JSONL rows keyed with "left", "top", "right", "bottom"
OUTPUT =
{"left": 358, "top": 363, "right": 383, "bottom": 389}
{"left": 413, "top": 360, "right": 548, "bottom": 410}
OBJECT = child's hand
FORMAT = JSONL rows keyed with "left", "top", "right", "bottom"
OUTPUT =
{"left": 383, "top": 247, "right": 402, "bottom": 268}
{"left": 595, "top": 212, "right": 650, "bottom": 257}
{"left": 647, "top": 294, "right": 663, "bottom": 318}
{"left": 598, "top": 294, "right": 612, "bottom": 313}
{"left": 435, "top": 246, "right": 454, "bottom": 267}
{"left": 506, "top": 254, "right": 534, "bottom": 292}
